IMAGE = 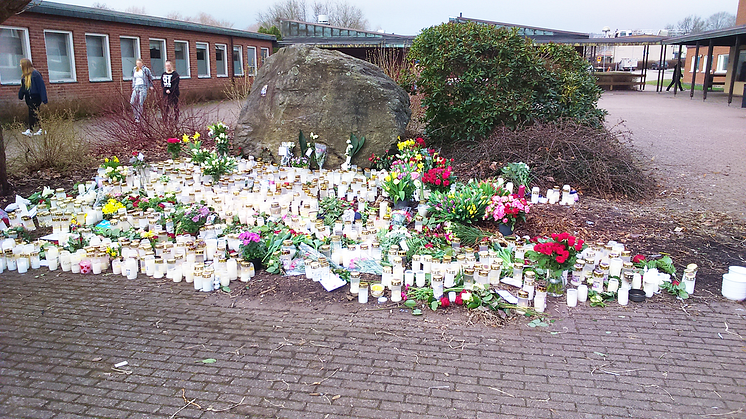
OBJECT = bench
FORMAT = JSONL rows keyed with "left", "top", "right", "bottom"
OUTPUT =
{"left": 705, "top": 74, "right": 726, "bottom": 90}
{"left": 595, "top": 72, "right": 644, "bottom": 91}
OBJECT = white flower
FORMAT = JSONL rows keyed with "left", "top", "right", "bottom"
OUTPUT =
{"left": 42, "top": 186, "right": 54, "bottom": 198}
{"left": 137, "top": 153, "right": 144, "bottom": 161}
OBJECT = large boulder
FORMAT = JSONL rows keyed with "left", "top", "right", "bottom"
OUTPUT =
{"left": 234, "top": 45, "right": 411, "bottom": 168}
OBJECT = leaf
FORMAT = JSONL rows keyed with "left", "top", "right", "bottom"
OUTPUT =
{"left": 404, "top": 300, "right": 417, "bottom": 308}
{"left": 430, "top": 300, "right": 439, "bottom": 311}
{"left": 299, "top": 130, "right": 308, "bottom": 154}
{"left": 199, "top": 358, "right": 217, "bottom": 364}
{"left": 528, "top": 319, "right": 549, "bottom": 328}
{"left": 331, "top": 395, "right": 341, "bottom": 401}
{"left": 593, "top": 352, "right": 607, "bottom": 357}
{"left": 412, "top": 309, "right": 423, "bottom": 316}
{"left": 220, "top": 286, "right": 231, "bottom": 293}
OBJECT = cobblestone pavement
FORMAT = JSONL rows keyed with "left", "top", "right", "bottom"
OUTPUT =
{"left": 1, "top": 271, "right": 745, "bottom": 419}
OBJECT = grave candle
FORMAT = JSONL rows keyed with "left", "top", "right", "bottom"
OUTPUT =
{"left": 489, "top": 262, "right": 502, "bottom": 285}
{"left": 577, "top": 284, "right": 588, "bottom": 303}
{"left": 618, "top": 287, "right": 629, "bottom": 305}
{"left": 607, "top": 277, "right": 620, "bottom": 293}
{"left": 349, "top": 271, "right": 361, "bottom": 294}
{"left": 382, "top": 266, "right": 393, "bottom": 289}
{"left": 516, "top": 290, "right": 529, "bottom": 314}
{"left": 463, "top": 268, "right": 475, "bottom": 290}
{"left": 358, "top": 282, "right": 369, "bottom": 303}
{"left": 415, "top": 270, "right": 426, "bottom": 287}
{"left": 566, "top": 288, "right": 578, "bottom": 307}
{"left": 432, "top": 274, "right": 444, "bottom": 299}
{"left": 390, "top": 278, "right": 403, "bottom": 302}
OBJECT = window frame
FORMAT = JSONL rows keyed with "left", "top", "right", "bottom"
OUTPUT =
{"left": 215, "top": 43, "right": 228, "bottom": 77}
{"left": 43, "top": 29, "right": 77, "bottom": 83}
{"left": 246, "top": 46, "right": 257, "bottom": 76}
{"left": 716, "top": 54, "right": 729, "bottom": 74}
{"left": 84, "top": 32, "right": 112, "bottom": 82}
{"left": 232, "top": 45, "right": 243, "bottom": 77}
{"left": 195, "top": 41, "right": 210, "bottom": 78}
{"left": 173, "top": 40, "right": 191, "bottom": 78}
{"left": 119, "top": 36, "right": 141, "bottom": 81}
{"left": 0, "top": 25, "right": 32, "bottom": 86}
{"left": 148, "top": 37, "right": 167, "bottom": 76}
{"left": 260, "top": 47, "right": 270, "bottom": 66}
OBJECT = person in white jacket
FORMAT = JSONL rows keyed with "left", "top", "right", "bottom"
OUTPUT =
{"left": 130, "top": 58, "right": 155, "bottom": 122}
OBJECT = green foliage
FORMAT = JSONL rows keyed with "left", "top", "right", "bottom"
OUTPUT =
{"left": 407, "top": 22, "right": 605, "bottom": 143}
{"left": 349, "top": 133, "right": 365, "bottom": 158}
{"left": 258, "top": 25, "right": 282, "bottom": 41}
{"left": 318, "top": 196, "right": 354, "bottom": 226}
{"left": 500, "top": 162, "right": 531, "bottom": 188}
{"left": 660, "top": 281, "right": 689, "bottom": 299}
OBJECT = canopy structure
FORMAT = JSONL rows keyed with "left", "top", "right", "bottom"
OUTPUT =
{"left": 665, "top": 25, "right": 746, "bottom": 104}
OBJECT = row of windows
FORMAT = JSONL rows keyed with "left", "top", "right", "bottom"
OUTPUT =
{"left": 0, "top": 26, "right": 270, "bottom": 85}
{"left": 691, "top": 54, "right": 729, "bottom": 73}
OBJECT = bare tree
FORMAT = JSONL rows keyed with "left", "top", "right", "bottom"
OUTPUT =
{"left": 92, "top": 2, "right": 114, "bottom": 10}
{"left": 124, "top": 6, "right": 147, "bottom": 15}
{"left": 675, "top": 15, "right": 708, "bottom": 35}
{"left": 707, "top": 11, "right": 736, "bottom": 30}
{"left": 257, "top": 0, "right": 308, "bottom": 30}
{"left": 311, "top": 1, "right": 368, "bottom": 29}
{"left": 257, "top": 0, "right": 368, "bottom": 30}
{"left": 0, "top": 0, "right": 33, "bottom": 196}
{"left": 167, "top": 11, "right": 233, "bottom": 28}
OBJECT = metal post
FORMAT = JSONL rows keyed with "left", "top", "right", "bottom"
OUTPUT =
{"left": 727, "top": 35, "right": 741, "bottom": 105}
{"left": 703, "top": 39, "right": 714, "bottom": 101}
{"left": 641, "top": 45, "right": 648, "bottom": 91}
{"left": 674, "top": 44, "right": 683, "bottom": 96}
{"left": 690, "top": 42, "right": 700, "bottom": 99}
{"left": 656, "top": 43, "right": 665, "bottom": 92}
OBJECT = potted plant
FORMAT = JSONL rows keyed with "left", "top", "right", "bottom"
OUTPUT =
{"left": 526, "top": 233, "right": 586, "bottom": 297}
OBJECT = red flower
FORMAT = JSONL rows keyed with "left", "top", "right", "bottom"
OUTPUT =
{"left": 440, "top": 296, "right": 450, "bottom": 308}
{"left": 632, "top": 254, "right": 646, "bottom": 264}
{"left": 166, "top": 137, "right": 180, "bottom": 144}
{"left": 158, "top": 203, "right": 165, "bottom": 209}
{"left": 454, "top": 293, "right": 463, "bottom": 305}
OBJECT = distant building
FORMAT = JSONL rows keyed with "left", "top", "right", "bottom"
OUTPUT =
{"left": 0, "top": 1, "right": 275, "bottom": 106}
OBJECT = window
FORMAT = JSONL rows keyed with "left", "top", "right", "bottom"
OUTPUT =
{"left": 44, "top": 30, "right": 76, "bottom": 82}
{"left": 247, "top": 46, "right": 257, "bottom": 76}
{"left": 0, "top": 26, "right": 31, "bottom": 85}
{"left": 736, "top": 49, "right": 746, "bottom": 82}
{"left": 215, "top": 44, "right": 227, "bottom": 77}
{"left": 196, "top": 42, "right": 210, "bottom": 78}
{"left": 260, "top": 47, "right": 270, "bottom": 66}
{"left": 85, "top": 34, "right": 112, "bottom": 82}
{"left": 149, "top": 38, "right": 166, "bottom": 76}
{"left": 691, "top": 55, "right": 700, "bottom": 72}
{"left": 174, "top": 40, "right": 190, "bottom": 77}
{"left": 232, "top": 46, "right": 243, "bottom": 76}
{"left": 120, "top": 36, "right": 140, "bottom": 80}
{"left": 716, "top": 54, "right": 729, "bottom": 73}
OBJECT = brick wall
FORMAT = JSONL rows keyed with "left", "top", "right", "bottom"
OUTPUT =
{"left": 683, "top": 45, "right": 731, "bottom": 86}
{"left": 0, "top": 12, "right": 273, "bottom": 106}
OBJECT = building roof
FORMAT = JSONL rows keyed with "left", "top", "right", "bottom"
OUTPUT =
{"left": 448, "top": 16, "right": 590, "bottom": 40}
{"left": 279, "top": 20, "right": 413, "bottom": 48}
{"left": 664, "top": 24, "right": 746, "bottom": 46}
{"left": 24, "top": 1, "right": 276, "bottom": 41}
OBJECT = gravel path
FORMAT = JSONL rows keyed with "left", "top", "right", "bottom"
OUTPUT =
{"left": 599, "top": 91, "right": 746, "bottom": 221}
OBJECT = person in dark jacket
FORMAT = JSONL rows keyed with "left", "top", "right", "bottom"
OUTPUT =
{"left": 17, "top": 58, "right": 48, "bottom": 136}
{"left": 160, "top": 60, "right": 180, "bottom": 124}
{"left": 667, "top": 62, "right": 684, "bottom": 92}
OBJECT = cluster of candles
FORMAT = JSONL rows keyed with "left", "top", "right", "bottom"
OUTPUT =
{"left": 3, "top": 155, "right": 586, "bottom": 302}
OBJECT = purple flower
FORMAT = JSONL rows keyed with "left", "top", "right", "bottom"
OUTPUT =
{"left": 191, "top": 215, "right": 200, "bottom": 222}
{"left": 239, "top": 231, "right": 261, "bottom": 243}
{"left": 199, "top": 207, "right": 210, "bottom": 217}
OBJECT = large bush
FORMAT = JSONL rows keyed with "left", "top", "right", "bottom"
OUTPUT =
{"left": 407, "top": 22, "right": 605, "bottom": 143}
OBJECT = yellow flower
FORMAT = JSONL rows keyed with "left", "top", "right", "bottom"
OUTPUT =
{"left": 104, "top": 158, "right": 109, "bottom": 163}
{"left": 182, "top": 134, "right": 189, "bottom": 143}
{"left": 141, "top": 231, "right": 156, "bottom": 239}
{"left": 113, "top": 156, "right": 119, "bottom": 163}
{"left": 193, "top": 132, "right": 201, "bottom": 140}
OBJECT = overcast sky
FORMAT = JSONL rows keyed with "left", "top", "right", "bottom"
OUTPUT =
{"left": 59, "top": 0, "right": 740, "bottom": 35}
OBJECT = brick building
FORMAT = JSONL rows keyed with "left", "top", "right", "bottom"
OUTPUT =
{"left": 0, "top": 1, "right": 275, "bottom": 107}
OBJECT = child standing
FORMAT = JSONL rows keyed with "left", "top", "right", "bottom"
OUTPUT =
{"left": 17, "top": 58, "right": 48, "bottom": 136}
{"left": 161, "top": 60, "right": 181, "bottom": 124}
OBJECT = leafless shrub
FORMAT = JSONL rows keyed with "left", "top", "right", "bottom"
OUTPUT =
{"left": 88, "top": 87, "right": 216, "bottom": 160}
{"left": 5, "top": 110, "right": 93, "bottom": 175}
{"left": 445, "top": 120, "right": 654, "bottom": 199}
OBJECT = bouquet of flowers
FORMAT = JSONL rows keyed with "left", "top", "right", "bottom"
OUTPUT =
{"left": 238, "top": 230, "right": 267, "bottom": 262}
{"left": 202, "top": 152, "right": 237, "bottom": 182}
{"left": 422, "top": 166, "right": 455, "bottom": 192}
{"left": 101, "top": 198, "right": 125, "bottom": 220}
{"left": 166, "top": 137, "right": 183, "bottom": 160}
{"left": 174, "top": 204, "right": 216, "bottom": 235}
{"left": 382, "top": 160, "right": 420, "bottom": 204}
{"left": 484, "top": 193, "right": 531, "bottom": 228}
{"left": 208, "top": 122, "right": 230, "bottom": 156}
{"left": 100, "top": 156, "right": 126, "bottom": 183}
{"left": 428, "top": 180, "right": 498, "bottom": 224}
{"left": 526, "top": 233, "right": 586, "bottom": 274}
{"left": 501, "top": 162, "right": 531, "bottom": 189}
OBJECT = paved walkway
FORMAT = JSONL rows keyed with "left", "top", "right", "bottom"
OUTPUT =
{"left": 599, "top": 90, "right": 746, "bottom": 221}
{"left": 2, "top": 271, "right": 745, "bottom": 418}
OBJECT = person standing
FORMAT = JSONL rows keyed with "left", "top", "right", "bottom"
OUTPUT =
{"left": 17, "top": 58, "right": 48, "bottom": 136}
{"left": 160, "top": 60, "right": 180, "bottom": 124}
{"left": 131, "top": 58, "right": 155, "bottom": 122}
{"left": 667, "top": 62, "right": 684, "bottom": 92}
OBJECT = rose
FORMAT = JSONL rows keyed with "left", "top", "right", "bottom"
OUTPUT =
{"left": 440, "top": 296, "right": 450, "bottom": 308}
{"left": 632, "top": 254, "right": 646, "bottom": 264}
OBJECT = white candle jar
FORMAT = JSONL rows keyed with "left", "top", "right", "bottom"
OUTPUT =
{"left": 358, "top": 282, "right": 369, "bottom": 303}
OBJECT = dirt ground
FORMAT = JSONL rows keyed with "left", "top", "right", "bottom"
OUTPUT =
{"left": 2, "top": 91, "right": 745, "bottom": 297}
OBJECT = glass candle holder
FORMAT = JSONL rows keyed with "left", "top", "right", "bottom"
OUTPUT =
{"left": 349, "top": 271, "right": 361, "bottom": 294}
{"left": 405, "top": 270, "right": 415, "bottom": 287}
{"left": 462, "top": 268, "right": 475, "bottom": 290}
{"left": 577, "top": 284, "right": 588, "bottom": 302}
{"left": 523, "top": 271, "right": 535, "bottom": 300}
{"left": 431, "top": 274, "right": 444, "bottom": 299}
{"left": 358, "top": 282, "right": 369, "bottom": 303}
{"left": 390, "top": 278, "right": 403, "bottom": 302}
{"left": 592, "top": 270, "right": 605, "bottom": 293}
{"left": 566, "top": 288, "right": 578, "bottom": 307}
{"left": 415, "top": 270, "right": 426, "bottom": 288}
{"left": 516, "top": 290, "right": 529, "bottom": 314}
